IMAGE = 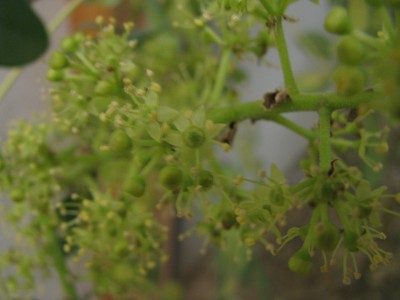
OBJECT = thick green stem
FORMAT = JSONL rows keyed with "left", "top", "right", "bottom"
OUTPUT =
{"left": 0, "top": 0, "right": 84, "bottom": 105}
{"left": 47, "top": 231, "right": 79, "bottom": 300}
{"left": 319, "top": 107, "right": 331, "bottom": 173}
{"left": 275, "top": 17, "right": 299, "bottom": 95}
{"left": 259, "top": 0, "right": 276, "bottom": 15}
{"left": 207, "top": 91, "right": 379, "bottom": 124}
{"left": 209, "top": 48, "right": 231, "bottom": 105}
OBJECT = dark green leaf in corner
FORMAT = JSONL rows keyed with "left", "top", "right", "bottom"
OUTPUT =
{"left": 0, "top": 0, "right": 49, "bottom": 66}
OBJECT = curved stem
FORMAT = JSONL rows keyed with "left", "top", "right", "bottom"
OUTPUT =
{"left": 353, "top": 29, "right": 385, "bottom": 50}
{"left": 0, "top": 0, "right": 84, "bottom": 105}
{"left": 269, "top": 114, "right": 314, "bottom": 140}
{"left": 209, "top": 48, "right": 231, "bottom": 106}
{"left": 275, "top": 17, "right": 299, "bottom": 95}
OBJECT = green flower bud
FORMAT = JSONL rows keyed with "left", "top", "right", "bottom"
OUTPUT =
{"left": 288, "top": 248, "right": 313, "bottom": 275}
{"left": 94, "top": 80, "right": 117, "bottom": 96}
{"left": 46, "top": 69, "right": 64, "bottom": 82}
{"left": 183, "top": 126, "right": 206, "bottom": 148}
{"left": 124, "top": 175, "right": 146, "bottom": 197}
{"left": 324, "top": 7, "right": 352, "bottom": 35}
{"left": 49, "top": 51, "right": 69, "bottom": 70}
{"left": 314, "top": 222, "right": 340, "bottom": 252}
{"left": 109, "top": 130, "right": 132, "bottom": 153}
{"left": 159, "top": 165, "right": 183, "bottom": 191}
{"left": 61, "top": 36, "right": 78, "bottom": 52}
{"left": 333, "top": 65, "right": 366, "bottom": 96}
{"left": 197, "top": 170, "right": 214, "bottom": 190}
{"left": 336, "top": 35, "right": 365, "bottom": 65}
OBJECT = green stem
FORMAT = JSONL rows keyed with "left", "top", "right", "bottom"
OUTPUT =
{"left": 275, "top": 17, "right": 299, "bottom": 95}
{"left": 319, "top": 107, "right": 331, "bottom": 173}
{"left": 334, "top": 200, "right": 351, "bottom": 231}
{"left": 207, "top": 91, "right": 379, "bottom": 124}
{"left": 303, "top": 204, "right": 321, "bottom": 249}
{"left": 353, "top": 29, "right": 385, "bottom": 50}
{"left": 331, "top": 138, "right": 358, "bottom": 149}
{"left": 75, "top": 52, "right": 99, "bottom": 76}
{"left": 209, "top": 48, "right": 231, "bottom": 105}
{"left": 269, "top": 114, "right": 314, "bottom": 140}
{"left": 378, "top": 6, "right": 396, "bottom": 43}
{"left": 0, "top": 0, "right": 84, "bottom": 105}
{"left": 47, "top": 231, "right": 79, "bottom": 300}
{"left": 320, "top": 201, "right": 329, "bottom": 223}
{"left": 259, "top": 0, "right": 276, "bottom": 15}
{"left": 204, "top": 26, "right": 224, "bottom": 45}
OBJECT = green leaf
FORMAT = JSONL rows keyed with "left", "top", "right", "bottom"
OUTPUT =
{"left": 0, "top": 0, "right": 49, "bottom": 66}
{"left": 147, "top": 123, "right": 162, "bottom": 142}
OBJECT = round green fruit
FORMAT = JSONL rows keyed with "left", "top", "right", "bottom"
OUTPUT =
{"left": 124, "top": 175, "right": 146, "bottom": 197}
{"left": 159, "top": 165, "right": 183, "bottom": 191}
{"left": 61, "top": 36, "right": 78, "bottom": 52}
{"left": 336, "top": 36, "right": 365, "bottom": 65}
{"left": 46, "top": 69, "right": 64, "bottom": 82}
{"left": 49, "top": 51, "right": 68, "bottom": 70}
{"left": 183, "top": 126, "right": 206, "bottom": 148}
{"left": 333, "top": 65, "right": 366, "bottom": 96}
{"left": 288, "top": 248, "right": 313, "bottom": 275}
{"left": 94, "top": 80, "right": 117, "bottom": 96}
{"left": 314, "top": 222, "right": 340, "bottom": 252}
{"left": 324, "top": 7, "right": 352, "bottom": 35}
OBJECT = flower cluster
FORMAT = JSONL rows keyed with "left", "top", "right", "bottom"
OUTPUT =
{"left": 1, "top": 0, "right": 400, "bottom": 298}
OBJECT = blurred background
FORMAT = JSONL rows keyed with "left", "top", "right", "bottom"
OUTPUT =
{"left": 1, "top": 1, "right": 400, "bottom": 299}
